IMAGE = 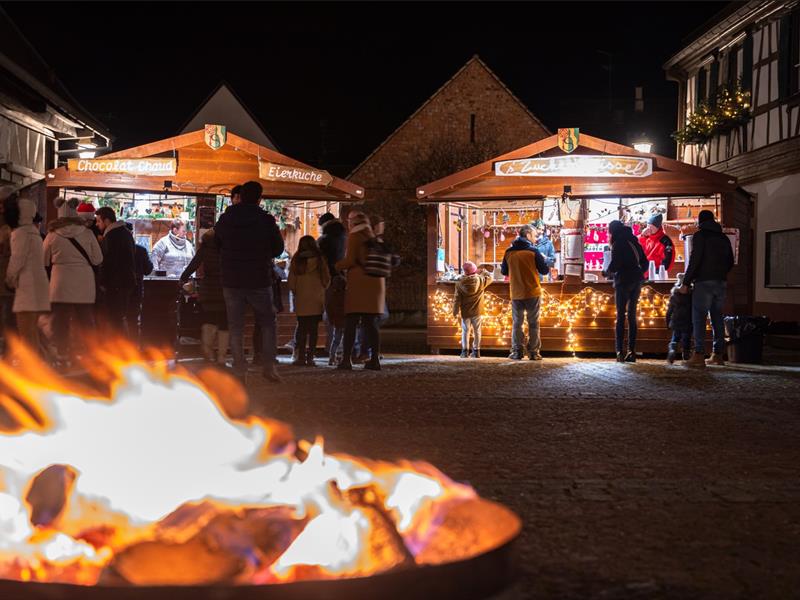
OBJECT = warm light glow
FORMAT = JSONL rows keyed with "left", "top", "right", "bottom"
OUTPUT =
{"left": 632, "top": 142, "right": 652, "bottom": 153}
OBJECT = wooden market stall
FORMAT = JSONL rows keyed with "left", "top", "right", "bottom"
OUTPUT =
{"left": 416, "top": 131, "right": 745, "bottom": 355}
{"left": 45, "top": 128, "right": 365, "bottom": 353}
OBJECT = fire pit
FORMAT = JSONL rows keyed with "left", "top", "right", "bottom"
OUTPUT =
{"left": 0, "top": 340, "right": 521, "bottom": 599}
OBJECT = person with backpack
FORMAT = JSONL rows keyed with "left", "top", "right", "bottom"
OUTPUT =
{"left": 42, "top": 212, "right": 103, "bottom": 364}
{"left": 680, "top": 209, "right": 735, "bottom": 368}
{"left": 287, "top": 235, "right": 330, "bottom": 366}
{"left": 335, "top": 212, "right": 384, "bottom": 371}
{"left": 603, "top": 220, "right": 648, "bottom": 363}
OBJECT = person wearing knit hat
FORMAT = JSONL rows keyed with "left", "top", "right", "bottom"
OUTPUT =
{"left": 5, "top": 195, "right": 50, "bottom": 359}
{"left": 681, "top": 208, "right": 734, "bottom": 368}
{"left": 637, "top": 211, "right": 674, "bottom": 278}
{"left": 76, "top": 201, "right": 96, "bottom": 221}
{"left": 453, "top": 262, "right": 493, "bottom": 358}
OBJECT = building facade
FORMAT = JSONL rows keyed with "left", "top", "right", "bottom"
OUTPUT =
{"left": 664, "top": 0, "right": 800, "bottom": 321}
{"left": 1, "top": 7, "right": 111, "bottom": 193}
{"left": 349, "top": 55, "right": 550, "bottom": 317}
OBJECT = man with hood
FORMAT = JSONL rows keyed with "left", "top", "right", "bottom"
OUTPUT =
{"left": 533, "top": 223, "right": 556, "bottom": 282}
{"left": 43, "top": 209, "right": 103, "bottom": 363}
{"left": 680, "top": 209, "right": 734, "bottom": 368}
{"left": 94, "top": 206, "right": 136, "bottom": 334}
{"left": 501, "top": 226, "right": 549, "bottom": 360}
{"left": 214, "top": 180, "right": 284, "bottom": 382}
{"left": 317, "top": 212, "right": 347, "bottom": 363}
{"left": 638, "top": 213, "right": 674, "bottom": 276}
{"left": 604, "top": 220, "right": 648, "bottom": 362}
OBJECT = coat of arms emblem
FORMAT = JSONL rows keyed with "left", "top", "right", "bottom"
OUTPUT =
{"left": 558, "top": 128, "right": 579, "bottom": 153}
{"left": 204, "top": 124, "right": 227, "bottom": 150}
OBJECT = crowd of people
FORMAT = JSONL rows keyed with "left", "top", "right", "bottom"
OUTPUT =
{"left": 0, "top": 180, "right": 734, "bottom": 375}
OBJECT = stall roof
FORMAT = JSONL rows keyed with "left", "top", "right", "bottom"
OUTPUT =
{"left": 45, "top": 129, "right": 364, "bottom": 201}
{"left": 415, "top": 132, "right": 737, "bottom": 202}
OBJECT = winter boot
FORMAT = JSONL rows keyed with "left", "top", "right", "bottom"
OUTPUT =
{"left": 616, "top": 352, "right": 625, "bottom": 363}
{"left": 364, "top": 356, "right": 381, "bottom": 371}
{"left": 200, "top": 324, "right": 218, "bottom": 362}
{"left": 529, "top": 351, "right": 543, "bottom": 361}
{"left": 460, "top": 349, "right": 469, "bottom": 358}
{"left": 470, "top": 349, "right": 480, "bottom": 359}
{"left": 216, "top": 330, "right": 229, "bottom": 366}
{"left": 684, "top": 352, "right": 707, "bottom": 368}
{"left": 508, "top": 348, "right": 523, "bottom": 360}
{"left": 707, "top": 353, "right": 726, "bottom": 366}
{"left": 624, "top": 351, "right": 637, "bottom": 363}
{"left": 667, "top": 349, "right": 677, "bottom": 364}
{"left": 305, "top": 349, "right": 316, "bottom": 367}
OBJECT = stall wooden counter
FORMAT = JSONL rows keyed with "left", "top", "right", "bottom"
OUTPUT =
{"left": 417, "top": 130, "right": 748, "bottom": 355}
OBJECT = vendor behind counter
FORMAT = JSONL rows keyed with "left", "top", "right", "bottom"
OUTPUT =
{"left": 150, "top": 218, "right": 195, "bottom": 277}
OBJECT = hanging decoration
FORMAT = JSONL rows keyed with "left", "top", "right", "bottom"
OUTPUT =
{"left": 672, "top": 81, "right": 751, "bottom": 145}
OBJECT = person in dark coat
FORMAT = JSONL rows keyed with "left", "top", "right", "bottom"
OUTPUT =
{"left": 603, "top": 220, "right": 648, "bottom": 363}
{"left": 317, "top": 212, "right": 347, "bottom": 364}
{"left": 681, "top": 209, "right": 735, "bottom": 368}
{"left": 214, "top": 180, "right": 285, "bottom": 381}
{"left": 665, "top": 272, "right": 692, "bottom": 364}
{"left": 95, "top": 207, "right": 136, "bottom": 335}
{"left": 181, "top": 229, "right": 227, "bottom": 364}
{"left": 125, "top": 222, "right": 153, "bottom": 346}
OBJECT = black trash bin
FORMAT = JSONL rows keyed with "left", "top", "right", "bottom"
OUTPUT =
{"left": 724, "top": 316, "right": 770, "bottom": 364}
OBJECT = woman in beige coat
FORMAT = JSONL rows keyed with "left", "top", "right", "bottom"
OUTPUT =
{"left": 43, "top": 216, "right": 103, "bottom": 362}
{"left": 335, "top": 212, "right": 385, "bottom": 371}
{"left": 287, "top": 235, "right": 330, "bottom": 366}
{"left": 4, "top": 195, "right": 50, "bottom": 357}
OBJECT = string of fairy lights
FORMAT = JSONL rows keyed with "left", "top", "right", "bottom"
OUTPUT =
{"left": 432, "top": 285, "right": 676, "bottom": 356}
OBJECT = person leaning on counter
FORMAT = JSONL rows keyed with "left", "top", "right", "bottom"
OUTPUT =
{"left": 151, "top": 218, "right": 195, "bottom": 277}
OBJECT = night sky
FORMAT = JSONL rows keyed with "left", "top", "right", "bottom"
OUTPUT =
{"left": 5, "top": 1, "right": 729, "bottom": 176}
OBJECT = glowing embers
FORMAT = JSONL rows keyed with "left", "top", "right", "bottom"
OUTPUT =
{"left": 432, "top": 285, "right": 670, "bottom": 354}
{"left": 0, "top": 338, "right": 517, "bottom": 586}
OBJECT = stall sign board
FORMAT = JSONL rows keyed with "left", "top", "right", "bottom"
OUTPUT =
{"left": 259, "top": 161, "right": 333, "bottom": 186}
{"left": 494, "top": 155, "right": 652, "bottom": 178}
{"left": 67, "top": 158, "right": 177, "bottom": 177}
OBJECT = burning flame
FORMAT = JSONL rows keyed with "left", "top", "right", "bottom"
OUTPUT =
{"left": 0, "top": 337, "right": 512, "bottom": 587}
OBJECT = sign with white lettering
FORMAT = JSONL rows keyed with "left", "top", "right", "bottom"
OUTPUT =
{"left": 67, "top": 158, "right": 177, "bottom": 176}
{"left": 258, "top": 161, "right": 333, "bottom": 186}
{"left": 494, "top": 155, "right": 653, "bottom": 178}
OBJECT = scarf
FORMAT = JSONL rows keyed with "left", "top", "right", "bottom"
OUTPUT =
{"left": 169, "top": 231, "right": 187, "bottom": 250}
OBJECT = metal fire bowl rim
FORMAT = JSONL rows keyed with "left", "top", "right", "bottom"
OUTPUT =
{"left": 0, "top": 501, "right": 522, "bottom": 600}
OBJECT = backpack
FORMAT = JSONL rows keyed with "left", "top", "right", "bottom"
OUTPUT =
{"left": 363, "top": 238, "right": 398, "bottom": 278}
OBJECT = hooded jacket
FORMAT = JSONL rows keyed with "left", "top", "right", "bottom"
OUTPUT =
{"left": 99, "top": 220, "right": 137, "bottom": 291}
{"left": 288, "top": 253, "right": 331, "bottom": 316}
{"left": 43, "top": 217, "right": 103, "bottom": 304}
{"left": 605, "top": 225, "right": 647, "bottom": 287}
{"left": 534, "top": 235, "right": 556, "bottom": 268}
{"left": 683, "top": 220, "right": 734, "bottom": 285}
{"left": 317, "top": 219, "right": 347, "bottom": 277}
{"left": 453, "top": 271, "right": 493, "bottom": 319}
{"left": 666, "top": 286, "right": 692, "bottom": 331}
{"left": 500, "top": 237, "right": 549, "bottom": 300}
{"left": 638, "top": 226, "right": 674, "bottom": 273}
{"left": 151, "top": 232, "right": 195, "bottom": 278}
{"left": 180, "top": 230, "right": 225, "bottom": 312}
{"left": 6, "top": 198, "right": 50, "bottom": 312}
{"left": 214, "top": 203, "right": 285, "bottom": 289}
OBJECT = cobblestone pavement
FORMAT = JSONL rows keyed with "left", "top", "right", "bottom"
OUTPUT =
{"left": 244, "top": 356, "right": 800, "bottom": 599}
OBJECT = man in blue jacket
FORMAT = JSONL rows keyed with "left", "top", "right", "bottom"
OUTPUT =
{"left": 214, "top": 181, "right": 285, "bottom": 381}
{"left": 680, "top": 210, "right": 734, "bottom": 368}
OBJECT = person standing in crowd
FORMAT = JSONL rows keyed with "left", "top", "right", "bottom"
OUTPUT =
{"left": 681, "top": 209, "right": 734, "bottom": 368}
{"left": 77, "top": 202, "right": 101, "bottom": 240}
{"left": 214, "top": 180, "right": 284, "bottom": 382}
{"left": 0, "top": 187, "right": 16, "bottom": 356}
{"left": 501, "top": 225, "right": 549, "bottom": 361}
{"left": 43, "top": 210, "right": 103, "bottom": 364}
{"left": 287, "top": 235, "right": 330, "bottom": 366}
{"left": 603, "top": 220, "right": 648, "bottom": 363}
{"left": 638, "top": 213, "right": 674, "bottom": 277}
{"left": 453, "top": 261, "right": 493, "bottom": 358}
{"left": 180, "top": 229, "right": 228, "bottom": 364}
{"left": 317, "top": 211, "right": 347, "bottom": 365}
{"left": 151, "top": 218, "right": 195, "bottom": 278}
{"left": 94, "top": 207, "right": 136, "bottom": 334}
{"left": 335, "top": 212, "right": 384, "bottom": 371}
{"left": 4, "top": 193, "right": 50, "bottom": 357}
{"left": 666, "top": 272, "right": 692, "bottom": 364}
{"left": 125, "top": 223, "right": 153, "bottom": 346}
{"left": 534, "top": 223, "right": 556, "bottom": 282}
